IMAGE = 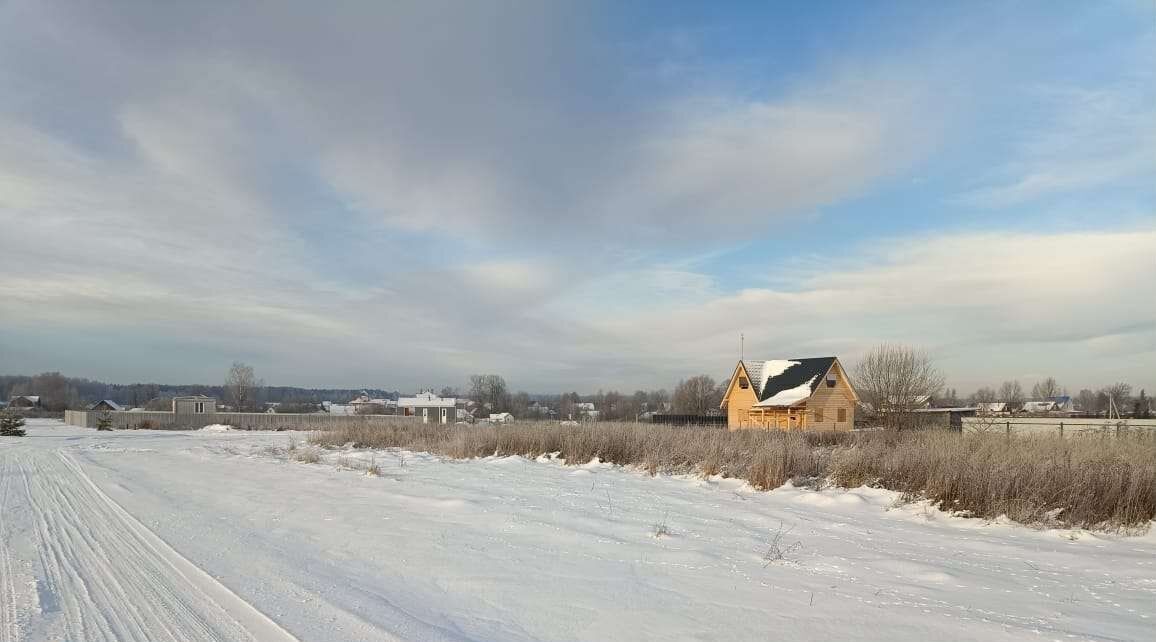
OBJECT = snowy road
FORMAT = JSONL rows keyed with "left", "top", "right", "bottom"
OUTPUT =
{"left": 0, "top": 430, "right": 296, "bottom": 642}
{"left": 1, "top": 420, "right": 1154, "bottom": 641}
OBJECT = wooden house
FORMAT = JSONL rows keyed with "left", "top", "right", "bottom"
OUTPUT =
{"left": 720, "top": 357, "right": 857, "bottom": 431}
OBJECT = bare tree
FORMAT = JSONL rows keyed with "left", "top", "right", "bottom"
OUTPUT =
{"left": 853, "top": 344, "right": 944, "bottom": 430}
{"left": 1030, "top": 377, "right": 1064, "bottom": 400}
{"left": 672, "top": 375, "right": 720, "bottom": 415}
{"left": 469, "top": 374, "right": 509, "bottom": 413}
{"left": 225, "top": 362, "right": 263, "bottom": 412}
{"left": 1075, "top": 388, "right": 1098, "bottom": 414}
{"left": 509, "top": 391, "right": 532, "bottom": 418}
{"left": 971, "top": 387, "right": 997, "bottom": 405}
{"left": 998, "top": 380, "right": 1024, "bottom": 410}
{"left": 1101, "top": 383, "right": 1132, "bottom": 417}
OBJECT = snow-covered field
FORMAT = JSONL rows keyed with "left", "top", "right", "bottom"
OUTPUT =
{"left": 1, "top": 420, "right": 1153, "bottom": 641}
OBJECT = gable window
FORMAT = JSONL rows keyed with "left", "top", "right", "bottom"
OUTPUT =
{"left": 739, "top": 376, "right": 749, "bottom": 389}
{"left": 815, "top": 408, "right": 824, "bottom": 422}
{"left": 837, "top": 408, "right": 847, "bottom": 422}
{"left": 194, "top": 402, "right": 205, "bottom": 414}
{"left": 826, "top": 372, "right": 837, "bottom": 388}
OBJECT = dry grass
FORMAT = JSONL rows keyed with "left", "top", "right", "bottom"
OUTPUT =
{"left": 309, "top": 421, "right": 1156, "bottom": 530}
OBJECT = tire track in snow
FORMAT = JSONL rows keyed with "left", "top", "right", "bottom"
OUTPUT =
{"left": 0, "top": 454, "right": 22, "bottom": 642}
{"left": 7, "top": 442, "right": 299, "bottom": 641}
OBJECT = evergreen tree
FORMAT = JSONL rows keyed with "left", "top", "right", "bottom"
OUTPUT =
{"left": 0, "top": 410, "right": 26, "bottom": 437}
{"left": 96, "top": 411, "right": 114, "bottom": 431}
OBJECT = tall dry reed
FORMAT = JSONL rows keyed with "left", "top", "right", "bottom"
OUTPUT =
{"left": 309, "top": 421, "right": 1156, "bottom": 530}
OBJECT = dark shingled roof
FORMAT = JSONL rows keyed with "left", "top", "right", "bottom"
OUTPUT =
{"left": 746, "top": 357, "right": 837, "bottom": 405}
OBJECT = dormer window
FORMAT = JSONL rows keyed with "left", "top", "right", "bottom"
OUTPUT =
{"left": 739, "top": 376, "right": 749, "bottom": 389}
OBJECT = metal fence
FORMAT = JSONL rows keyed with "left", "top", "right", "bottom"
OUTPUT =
{"left": 649, "top": 414, "right": 728, "bottom": 427}
{"left": 961, "top": 416, "right": 1156, "bottom": 437}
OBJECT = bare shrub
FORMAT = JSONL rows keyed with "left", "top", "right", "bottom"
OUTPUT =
{"left": 763, "top": 521, "right": 803, "bottom": 565}
{"left": 309, "top": 420, "right": 1156, "bottom": 530}
{"left": 652, "top": 513, "right": 671, "bottom": 538}
{"left": 290, "top": 446, "right": 322, "bottom": 464}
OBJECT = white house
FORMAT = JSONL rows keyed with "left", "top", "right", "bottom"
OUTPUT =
{"left": 398, "top": 391, "right": 458, "bottom": 424}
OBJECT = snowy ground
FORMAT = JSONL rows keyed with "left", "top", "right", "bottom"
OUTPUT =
{"left": 1, "top": 420, "right": 1153, "bottom": 641}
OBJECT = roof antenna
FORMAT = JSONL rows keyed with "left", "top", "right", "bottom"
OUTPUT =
{"left": 740, "top": 333, "right": 744, "bottom": 361}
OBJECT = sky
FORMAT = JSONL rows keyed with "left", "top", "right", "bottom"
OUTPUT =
{"left": 1, "top": 1, "right": 1154, "bottom": 395}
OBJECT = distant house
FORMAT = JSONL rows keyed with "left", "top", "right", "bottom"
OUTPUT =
{"left": 398, "top": 391, "right": 457, "bottom": 424}
{"left": 1047, "top": 396, "right": 1074, "bottom": 412}
{"left": 488, "top": 412, "right": 514, "bottom": 424}
{"left": 525, "top": 401, "right": 556, "bottom": 418}
{"left": 891, "top": 394, "right": 932, "bottom": 410}
{"left": 978, "top": 402, "right": 1007, "bottom": 414}
{"left": 8, "top": 395, "right": 41, "bottom": 409}
{"left": 172, "top": 395, "right": 216, "bottom": 415}
{"left": 323, "top": 401, "right": 355, "bottom": 416}
{"left": 87, "top": 400, "right": 123, "bottom": 412}
{"left": 720, "top": 357, "right": 858, "bottom": 431}
{"left": 1021, "top": 400, "right": 1057, "bottom": 413}
{"left": 349, "top": 392, "right": 395, "bottom": 414}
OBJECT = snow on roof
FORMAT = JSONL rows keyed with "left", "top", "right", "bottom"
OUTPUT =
{"left": 739, "top": 357, "right": 836, "bottom": 406}
{"left": 756, "top": 377, "right": 818, "bottom": 407}
{"left": 747, "top": 360, "right": 799, "bottom": 396}
{"left": 87, "top": 400, "right": 123, "bottom": 411}
{"left": 1022, "top": 401, "right": 1056, "bottom": 412}
{"left": 398, "top": 391, "right": 455, "bottom": 408}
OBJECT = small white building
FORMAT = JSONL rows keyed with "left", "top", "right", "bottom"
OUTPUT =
{"left": 398, "top": 391, "right": 458, "bottom": 424}
{"left": 488, "top": 412, "right": 514, "bottom": 424}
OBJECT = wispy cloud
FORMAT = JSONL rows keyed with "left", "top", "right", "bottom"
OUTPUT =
{"left": 0, "top": 1, "right": 1153, "bottom": 392}
{"left": 958, "top": 80, "right": 1156, "bottom": 207}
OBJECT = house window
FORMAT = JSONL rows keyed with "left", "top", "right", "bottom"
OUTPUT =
{"left": 739, "top": 377, "right": 749, "bottom": 389}
{"left": 837, "top": 408, "right": 847, "bottom": 422}
{"left": 194, "top": 402, "right": 205, "bottom": 413}
{"left": 826, "top": 372, "right": 837, "bottom": 388}
{"left": 815, "top": 408, "right": 824, "bottom": 422}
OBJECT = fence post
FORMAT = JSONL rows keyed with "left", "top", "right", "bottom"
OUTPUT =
{"left": 1005, "top": 421, "right": 1010, "bottom": 438}
{"left": 1059, "top": 422, "right": 1063, "bottom": 437}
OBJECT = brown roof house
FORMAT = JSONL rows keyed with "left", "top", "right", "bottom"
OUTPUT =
{"left": 720, "top": 357, "right": 858, "bottom": 431}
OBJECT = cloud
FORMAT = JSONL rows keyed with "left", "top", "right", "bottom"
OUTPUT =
{"left": 1, "top": 1, "right": 1153, "bottom": 394}
{"left": 575, "top": 227, "right": 1156, "bottom": 390}
{"left": 958, "top": 81, "right": 1156, "bottom": 207}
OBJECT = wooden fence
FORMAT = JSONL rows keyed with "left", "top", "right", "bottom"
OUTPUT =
{"left": 64, "top": 410, "right": 417, "bottom": 431}
{"left": 961, "top": 416, "right": 1156, "bottom": 437}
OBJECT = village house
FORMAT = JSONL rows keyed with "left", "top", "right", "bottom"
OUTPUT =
{"left": 720, "top": 357, "right": 858, "bottom": 431}
{"left": 8, "top": 395, "right": 41, "bottom": 409}
{"left": 172, "top": 395, "right": 216, "bottom": 414}
{"left": 349, "top": 392, "right": 395, "bottom": 414}
{"left": 398, "top": 390, "right": 458, "bottom": 424}
{"left": 87, "top": 400, "right": 124, "bottom": 412}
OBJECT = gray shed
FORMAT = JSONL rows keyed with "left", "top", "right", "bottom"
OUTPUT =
{"left": 173, "top": 395, "right": 217, "bottom": 415}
